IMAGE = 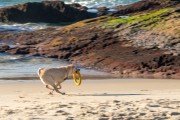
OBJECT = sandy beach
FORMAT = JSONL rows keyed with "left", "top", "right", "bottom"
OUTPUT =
{"left": 0, "top": 79, "right": 180, "bottom": 120}
{"left": 0, "top": 0, "right": 179, "bottom": 119}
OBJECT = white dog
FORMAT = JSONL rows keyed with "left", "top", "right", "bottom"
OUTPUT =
{"left": 38, "top": 64, "right": 79, "bottom": 95}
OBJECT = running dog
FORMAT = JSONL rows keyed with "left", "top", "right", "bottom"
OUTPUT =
{"left": 38, "top": 64, "right": 79, "bottom": 95}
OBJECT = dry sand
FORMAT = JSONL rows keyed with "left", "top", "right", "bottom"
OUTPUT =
{"left": 0, "top": 79, "right": 180, "bottom": 120}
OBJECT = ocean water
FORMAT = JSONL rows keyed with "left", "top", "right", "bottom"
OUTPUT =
{"left": 0, "top": 0, "right": 140, "bottom": 8}
{"left": 0, "top": 0, "right": 140, "bottom": 32}
{"left": 0, "top": 53, "right": 110, "bottom": 80}
{"left": 0, "top": 22, "right": 52, "bottom": 33}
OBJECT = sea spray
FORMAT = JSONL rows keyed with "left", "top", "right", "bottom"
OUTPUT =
{"left": 0, "top": 0, "right": 140, "bottom": 8}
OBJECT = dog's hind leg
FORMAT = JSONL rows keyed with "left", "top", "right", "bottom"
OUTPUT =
{"left": 52, "top": 84, "right": 65, "bottom": 95}
{"left": 45, "top": 83, "right": 62, "bottom": 95}
{"left": 45, "top": 85, "right": 54, "bottom": 95}
{"left": 43, "top": 75, "right": 57, "bottom": 95}
{"left": 56, "top": 82, "right": 61, "bottom": 89}
{"left": 45, "top": 85, "right": 53, "bottom": 90}
{"left": 43, "top": 75, "right": 64, "bottom": 95}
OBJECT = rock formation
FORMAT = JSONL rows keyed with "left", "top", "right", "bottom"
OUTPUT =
{"left": 0, "top": 1, "right": 95, "bottom": 23}
{"left": 113, "top": 0, "right": 180, "bottom": 15}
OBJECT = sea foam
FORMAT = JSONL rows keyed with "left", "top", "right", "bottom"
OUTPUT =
{"left": 0, "top": 0, "right": 141, "bottom": 8}
{"left": 0, "top": 22, "right": 52, "bottom": 33}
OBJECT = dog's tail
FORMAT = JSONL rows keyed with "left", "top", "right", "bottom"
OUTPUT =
{"left": 37, "top": 68, "right": 44, "bottom": 76}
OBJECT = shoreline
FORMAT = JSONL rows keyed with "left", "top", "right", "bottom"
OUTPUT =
{"left": 1, "top": 75, "right": 180, "bottom": 81}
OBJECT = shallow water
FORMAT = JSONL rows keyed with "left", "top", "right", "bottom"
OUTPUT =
{"left": 0, "top": 22, "right": 73, "bottom": 33}
{"left": 0, "top": 53, "right": 110, "bottom": 80}
{"left": 0, "top": 22, "right": 50, "bottom": 33}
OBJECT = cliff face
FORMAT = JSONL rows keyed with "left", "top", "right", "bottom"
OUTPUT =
{"left": 0, "top": 1, "right": 94, "bottom": 23}
{"left": 0, "top": 0, "right": 180, "bottom": 78}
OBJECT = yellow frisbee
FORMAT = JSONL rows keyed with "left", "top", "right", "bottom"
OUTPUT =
{"left": 73, "top": 71, "right": 82, "bottom": 86}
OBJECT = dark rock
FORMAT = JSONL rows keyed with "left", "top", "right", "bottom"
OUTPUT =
{"left": 113, "top": 0, "right": 179, "bottom": 15}
{"left": 89, "top": 33, "right": 98, "bottom": 40}
{"left": 175, "top": 7, "right": 180, "bottom": 12}
{"left": 7, "top": 48, "right": 28, "bottom": 54}
{"left": 46, "top": 54, "right": 59, "bottom": 58}
{"left": 7, "top": 46, "right": 37, "bottom": 55}
{"left": 0, "top": 1, "right": 94, "bottom": 23}
{"left": 70, "top": 3, "right": 88, "bottom": 11}
{"left": 97, "top": 7, "right": 109, "bottom": 16}
{"left": 59, "top": 46, "right": 72, "bottom": 51}
{"left": 59, "top": 52, "right": 72, "bottom": 59}
{"left": 0, "top": 44, "right": 10, "bottom": 52}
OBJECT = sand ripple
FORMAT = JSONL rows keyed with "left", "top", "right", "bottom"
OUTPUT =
{"left": 0, "top": 98, "right": 180, "bottom": 120}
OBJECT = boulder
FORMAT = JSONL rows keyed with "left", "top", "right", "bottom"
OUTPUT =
{"left": 0, "top": 44, "right": 10, "bottom": 52}
{"left": 0, "top": 1, "right": 95, "bottom": 23}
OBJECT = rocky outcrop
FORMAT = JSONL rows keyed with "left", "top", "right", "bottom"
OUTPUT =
{"left": 113, "top": 0, "right": 180, "bottom": 16}
{"left": 0, "top": 0, "right": 179, "bottom": 79}
{"left": 0, "top": 44, "right": 10, "bottom": 52}
{"left": 97, "top": 7, "right": 109, "bottom": 16}
{"left": 0, "top": 1, "right": 95, "bottom": 23}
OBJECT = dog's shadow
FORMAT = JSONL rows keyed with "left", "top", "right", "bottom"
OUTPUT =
{"left": 67, "top": 93, "right": 148, "bottom": 96}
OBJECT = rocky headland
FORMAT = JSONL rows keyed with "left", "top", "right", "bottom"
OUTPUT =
{"left": 0, "top": 0, "right": 180, "bottom": 79}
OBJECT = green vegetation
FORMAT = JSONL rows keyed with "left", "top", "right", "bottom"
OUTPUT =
{"left": 154, "top": 12, "right": 180, "bottom": 35}
{"left": 104, "top": 8, "right": 173, "bottom": 29}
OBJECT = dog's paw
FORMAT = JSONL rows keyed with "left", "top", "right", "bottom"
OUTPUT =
{"left": 48, "top": 92, "right": 53, "bottom": 95}
{"left": 61, "top": 92, "right": 66, "bottom": 95}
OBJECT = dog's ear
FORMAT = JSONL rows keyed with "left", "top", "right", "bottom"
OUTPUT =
{"left": 75, "top": 68, "right": 80, "bottom": 72}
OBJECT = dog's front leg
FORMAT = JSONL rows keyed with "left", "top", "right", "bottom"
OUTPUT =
{"left": 57, "top": 83, "right": 66, "bottom": 95}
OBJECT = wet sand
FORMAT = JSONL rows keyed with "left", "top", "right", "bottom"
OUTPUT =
{"left": 0, "top": 79, "right": 180, "bottom": 120}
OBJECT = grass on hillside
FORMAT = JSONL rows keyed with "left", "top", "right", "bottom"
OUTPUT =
{"left": 104, "top": 8, "right": 173, "bottom": 29}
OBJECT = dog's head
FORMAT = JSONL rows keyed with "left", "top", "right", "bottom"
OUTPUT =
{"left": 75, "top": 67, "right": 80, "bottom": 73}
{"left": 68, "top": 64, "right": 80, "bottom": 73}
